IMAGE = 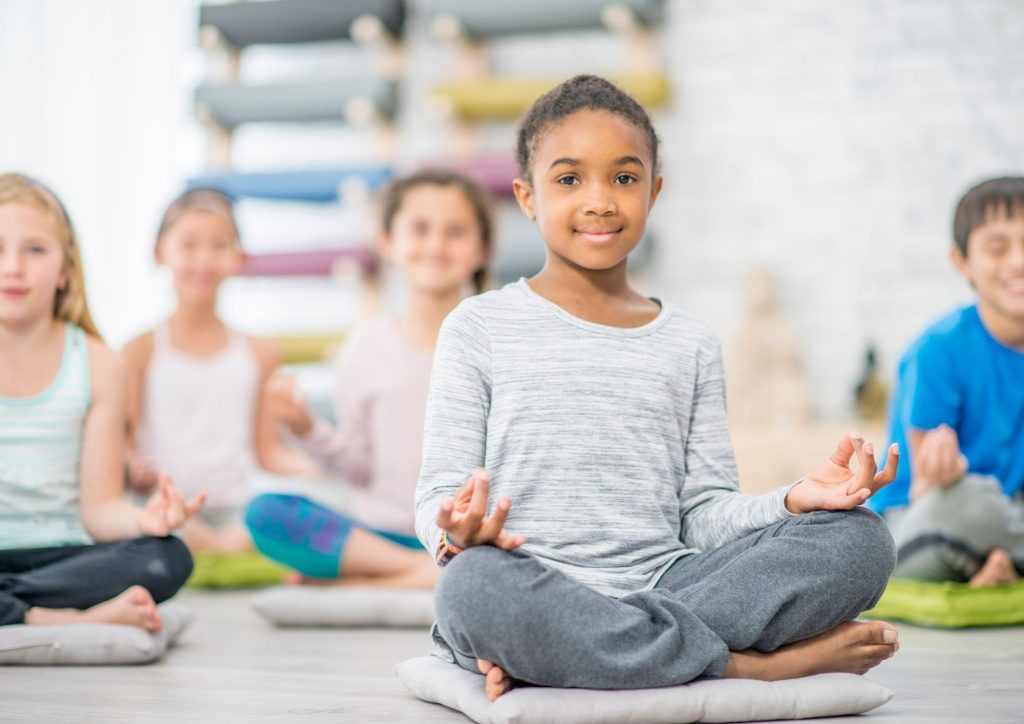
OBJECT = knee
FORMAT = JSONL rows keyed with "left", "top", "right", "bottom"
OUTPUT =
{"left": 243, "top": 493, "right": 289, "bottom": 535}
{"left": 810, "top": 507, "right": 896, "bottom": 588}
{"left": 434, "top": 546, "right": 513, "bottom": 634}
{"left": 134, "top": 536, "right": 193, "bottom": 602}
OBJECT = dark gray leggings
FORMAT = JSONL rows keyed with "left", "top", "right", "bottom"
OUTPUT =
{"left": 0, "top": 536, "right": 193, "bottom": 626}
{"left": 434, "top": 507, "right": 896, "bottom": 689}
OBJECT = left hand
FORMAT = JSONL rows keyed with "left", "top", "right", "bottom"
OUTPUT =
{"left": 785, "top": 431, "right": 899, "bottom": 514}
{"left": 137, "top": 473, "right": 207, "bottom": 537}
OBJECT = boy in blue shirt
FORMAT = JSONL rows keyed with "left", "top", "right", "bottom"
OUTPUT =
{"left": 870, "top": 177, "right": 1024, "bottom": 586}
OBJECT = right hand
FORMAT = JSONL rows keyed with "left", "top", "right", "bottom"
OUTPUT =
{"left": 264, "top": 375, "right": 314, "bottom": 437}
{"left": 436, "top": 469, "right": 525, "bottom": 551}
{"left": 910, "top": 424, "right": 967, "bottom": 500}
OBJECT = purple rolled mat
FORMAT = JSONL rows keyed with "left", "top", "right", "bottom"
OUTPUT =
{"left": 240, "top": 248, "right": 377, "bottom": 277}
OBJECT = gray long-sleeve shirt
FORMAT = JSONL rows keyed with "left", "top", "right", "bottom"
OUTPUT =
{"left": 415, "top": 279, "right": 795, "bottom": 599}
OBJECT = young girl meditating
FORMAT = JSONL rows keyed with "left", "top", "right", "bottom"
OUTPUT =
{"left": 414, "top": 76, "right": 903, "bottom": 701}
{"left": 246, "top": 170, "right": 493, "bottom": 588}
{"left": 0, "top": 173, "right": 202, "bottom": 631}
{"left": 122, "top": 189, "right": 312, "bottom": 554}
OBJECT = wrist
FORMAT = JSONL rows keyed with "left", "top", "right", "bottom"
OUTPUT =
{"left": 435, "top": 530, "right": 464, "bottom": 567}
{"left": 784, "top": 481, "right": 807, "bottom": 515}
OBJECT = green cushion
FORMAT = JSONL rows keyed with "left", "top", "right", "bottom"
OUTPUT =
{"left": 863, "top": 578, "right": 1024, "bottom": 628}
{"left": 185, "top": 551, "right": 288, "bottom": 589}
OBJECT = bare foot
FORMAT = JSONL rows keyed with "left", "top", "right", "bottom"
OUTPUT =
{"left": 284, "top": 570, "right": 304, "bottom": 586}
{"left": 25, "top": 586, "right": 162, "bottom": 632}
{"left": 969, "top": 549, "right": 1021, "bottom": 588}
{"left": 725, "top": 620, "right": 898, "bottom": 680}
{"left": 289, "top": 558, "right": 439, "bottom": 590}
{"left": 478, "top": 659, "right": 513, "bottom": 701}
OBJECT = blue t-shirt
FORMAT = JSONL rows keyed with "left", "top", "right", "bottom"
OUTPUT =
{"left": 869, "top": 305, "right": 1024, "bottom": 514}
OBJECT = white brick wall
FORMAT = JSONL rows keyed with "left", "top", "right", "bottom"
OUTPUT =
{"left": 648, "top": 0, "right": 1024, "bottom": 418}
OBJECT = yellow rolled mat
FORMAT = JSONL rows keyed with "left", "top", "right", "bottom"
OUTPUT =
{"left": 273, "top": 333, "right": 345, "bottom": 364}
{"left": 432, "top": 73, "right": 671, "bottom": 121}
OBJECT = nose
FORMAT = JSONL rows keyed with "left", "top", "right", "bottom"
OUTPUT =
{"left": 0, "top": 248, "right": 24, "bottom": 278}
{"left": 583, "top": 181, "right": 616, "bottom": 216}
{"left": 1008, "top": 240, "right": 1024, "bottom": 270}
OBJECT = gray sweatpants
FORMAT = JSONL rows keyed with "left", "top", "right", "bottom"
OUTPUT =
{"left": 434, "top": 507, "right": 895, "bottom": 689}
{"left": 886, "top": 474, "right": 1024, "bottom": 582}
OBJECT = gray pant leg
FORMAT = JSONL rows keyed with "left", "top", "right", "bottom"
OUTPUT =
{"left": 886, "top": 475, "right": 1024, "bottom": 582}
{"left": 655, "top": 507, "right": 895, "bottom": 652}
{"left": 433, "top": 508, "right": 894, "bottom": 689}
{"left": 434, "top": 546, "right": 731, "bottom": 689}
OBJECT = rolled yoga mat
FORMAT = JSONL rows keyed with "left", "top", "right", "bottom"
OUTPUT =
{"left": 199, "top": 0, "right": 405, "bottom": 48}
{"left": 426, "top": 0, "right": 664, "bottom": 39}
{"left": 432, "top": 73, "right": 671, "bottom": 121}
{"left": 240, "top": 248, "right": 377, "bottom": 277}
{"left": 195, "top": 78, "right": 396, "bottom": 129}
{"left": 187, "top": 167, "right": 393, "bottom": 203}
{"left": 272, "top": 333, "right": 346, "bottom": 364}
{"left": 418, "top": 156, "right": 518, "bottom": 198}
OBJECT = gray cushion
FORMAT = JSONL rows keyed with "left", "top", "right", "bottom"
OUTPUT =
{"left": 0, "top": 604, "right": 194, "bottom": 665}
{"left": 394, "top": 655, "right": 895, "bottom": 724}
{"left": 252, "top": 585, "right": 435, "bottom": 627}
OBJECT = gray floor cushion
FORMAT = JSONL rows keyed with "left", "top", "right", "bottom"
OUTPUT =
{"left": 252, "top": 585, "right": 435, "bottom": 627}
{"left": 395, "top": 655, "right": 895, "bottom": 724}
{"left": 0, "top": 604, "right": 194, "bottom": 665}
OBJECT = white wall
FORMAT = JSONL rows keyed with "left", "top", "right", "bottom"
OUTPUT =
{"left": 2, "top": 0, "right": 1022, "bottom": 419}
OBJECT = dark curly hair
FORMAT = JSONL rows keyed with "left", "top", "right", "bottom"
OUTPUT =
{"left": 515, "top": 75, "right": 661, "bottom": 183}
{"left": 953, "top": 177, "right": 1024, "bottom": 256}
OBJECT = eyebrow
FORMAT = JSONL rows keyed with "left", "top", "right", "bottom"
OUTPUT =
{"left": 548, "top": 155, "right": 646, "bottom": 170}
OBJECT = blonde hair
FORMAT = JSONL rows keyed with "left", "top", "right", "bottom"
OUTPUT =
{"left": 0, "top": 173, "right": 101, "bottom": 339}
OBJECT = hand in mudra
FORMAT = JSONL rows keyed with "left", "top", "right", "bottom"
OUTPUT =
{"left": 436, "top": 469, "right": 526, "bottom": 551}
{"left": 786, "top": 431, "right": 899, "bottom": 514}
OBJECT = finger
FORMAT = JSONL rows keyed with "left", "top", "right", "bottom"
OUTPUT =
{"left": 829, "top": 431, "right": 857, "bottom": 468}
{"left": 185, "top": 492, "right": 207, "bottom": 516}
{"left": 465, "top": 470, "right": 490, "bottom": 528}
{"left": 872, "top": 444, "right": 900, "bottom": 491}
{"left": 956, "top": 453, "right": 968, "bottom": 477}
{"left": 476, "top": 497, "right": 512, "bottom": 543}
{"left": 494, "top": 532, "right": 527, "bottom": 551}
{"left": 827, "top": 488, "right": 872, "bottom": 510}
{"left": 435, "top": 498, "right": 456, "bottom": 530}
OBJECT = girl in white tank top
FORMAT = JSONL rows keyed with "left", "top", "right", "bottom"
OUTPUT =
{"left": 123, "top": 189, "right": 314, "bottom": 553}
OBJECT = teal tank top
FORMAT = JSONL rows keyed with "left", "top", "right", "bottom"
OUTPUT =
{"left": 0, "top": 324, "right": 93, "bottom": 549}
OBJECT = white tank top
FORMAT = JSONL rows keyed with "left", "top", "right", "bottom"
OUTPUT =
{"left": 137, "top": 323, "right": 259, "bottom": 510}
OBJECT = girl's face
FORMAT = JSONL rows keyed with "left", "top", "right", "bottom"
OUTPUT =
{"left": 156, "top": 209, "right": 242, "bottom": 305}
{"left": 0, "top": 201, "right": 67, "bottom": 328}
{"left": 514, "top": 109, "right": 662, "bottom": 273}
{"left": 381, "top": 185, "right": 487, "bottom": 295}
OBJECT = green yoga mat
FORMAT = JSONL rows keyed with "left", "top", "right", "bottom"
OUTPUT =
{"left": 186, "top": 551, "right": 288, "bottom": 590}
{"left": 862, "top": 578, "right": 1024, "bottom": 628}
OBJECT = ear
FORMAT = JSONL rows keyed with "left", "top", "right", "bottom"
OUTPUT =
{"left": 949, "top": 244, "right": 970, "bottom": 281}
{"left": 512, "top": 178, "right": 536, "bottom": 221}
{"left": 648, "top": 175, "right": 664, "bottom": 211}
{"left": 375, "top": 230, "right": 392, "bottom": 260}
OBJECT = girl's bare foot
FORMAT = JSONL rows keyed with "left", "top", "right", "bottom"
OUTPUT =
{"left": 725, "top": 620, "right": 898, "bottom": 680}
{"left": 969, "top": 549, "right": 1020, "bottom": 588}
{"left": 24, "top": 586, "right": 162, "bottom": 632}
{"left": 478, "top": 659, "right": 513, "bottom": 701}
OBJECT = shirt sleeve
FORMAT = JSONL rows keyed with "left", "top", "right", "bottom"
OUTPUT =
{"left": 414, "top": 303, "right": 492, "bottom": 557}
{"left": 900, "top": 335, "right": 963, "bottom": 433}
{"left": 285, "top": 336, "right": 373, "bottom": 486}
{"left": 679, "top": 338, "right": 795, "bottom": 551}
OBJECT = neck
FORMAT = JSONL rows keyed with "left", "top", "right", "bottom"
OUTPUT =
{"left": 170, "top": 299, "right": 222, "bottom": 330}
{"left": 0, "top": 314, "right": 61, "bottom": 356}
{"left": 399, "top": 287, "right": 463, "bottom": 349}
{"left": 530, "top": 253, "right": 634, "bottom": 304}
{"left": 977, "top": 303, "right": 1024, "bottom": 349}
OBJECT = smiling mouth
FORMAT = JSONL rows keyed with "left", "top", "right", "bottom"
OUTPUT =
{"left": 1, "top": 288, "right": 29, "bottom": 297}
{"left": 575, "top": 228, "right": 622, "bottom": 243}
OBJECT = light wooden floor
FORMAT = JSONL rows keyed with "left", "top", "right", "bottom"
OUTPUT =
{"left": 0, "top": 590, "right": 1021, "bottom": 723}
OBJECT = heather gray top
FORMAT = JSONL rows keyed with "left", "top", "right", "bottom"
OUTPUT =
{"left": 415, "top": 279, "right": 795, "bottom": 598}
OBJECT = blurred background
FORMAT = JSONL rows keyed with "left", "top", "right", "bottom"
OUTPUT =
{"left": 2, "top": 0, "right": 1022, "bottom": 489}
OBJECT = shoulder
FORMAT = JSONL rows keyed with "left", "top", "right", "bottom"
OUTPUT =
{"left": 663, "top": 306, "right": 722, "bottom": 358}
{"left": 443, "top": 284, "right": 526, "bottom": 333}
{"left": 902, "top": 306, "right": 977, "bottom": 367}
{"left": 120, "top": 330, "right": 154, "bottom": 373}
{"left": 86, "top": 335, "right": 127, "bottom": 399}
{"left": 244, "top": 334, "right": 280, "bottom": 373}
